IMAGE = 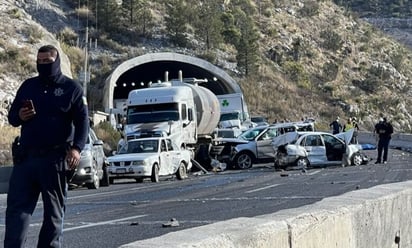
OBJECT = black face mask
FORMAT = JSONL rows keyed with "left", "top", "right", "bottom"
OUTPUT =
{"left": 37, "top": 53, "right": 62, "bottom": 85}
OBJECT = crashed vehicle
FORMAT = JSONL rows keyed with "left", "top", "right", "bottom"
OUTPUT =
{"left": 70, "top": 128, "right": 109, "bottom": 190}
{"left": 210, "top": 121, "right": 315, "bottom": 169}
{"left": 107, "top": 137, "right": 192, "bottom": 183}
{"left": 272, "top": 129, "right": 370, "bottom": 170}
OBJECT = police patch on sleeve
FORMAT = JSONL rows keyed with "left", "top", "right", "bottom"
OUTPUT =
{"left": 82, "top": 96, "right": 88, "bottom": 105}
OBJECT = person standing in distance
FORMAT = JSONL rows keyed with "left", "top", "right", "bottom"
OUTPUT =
{"left": 374, "top": 117, "right": 394, "bottom": 164}
{"left": 329, "top": 116, "right": 342, "bottom": 134}
{"left": 351, "top": 117, "right": 360, "bottom": 144}
{"left": 5, "top": 45, "right": 89, "bottom": 248}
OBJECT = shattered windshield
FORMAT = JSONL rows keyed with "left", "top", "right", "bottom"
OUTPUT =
{"left": 238, "top": 127, "right": 265, "bottom": 141}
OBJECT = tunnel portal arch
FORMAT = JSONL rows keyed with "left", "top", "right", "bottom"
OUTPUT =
{"left": 103, "top": 52, "right": 242, "bottom": 112}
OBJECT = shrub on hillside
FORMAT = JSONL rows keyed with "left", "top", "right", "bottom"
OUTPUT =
{"left": 93, "top": 121, "right": 121, "bottom": 155}
{"left": 0, "top": 126, "right": 20, "bottom": 166}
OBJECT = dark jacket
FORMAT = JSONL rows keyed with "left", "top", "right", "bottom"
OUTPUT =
{"left": 8, "top": 74, "right": 89, "bottom": 150}
{"left": 375, "top": 121, "right": 393, "bottom": 140}
{"left": 329, "top": 120, "right": 342, "bottom": 134}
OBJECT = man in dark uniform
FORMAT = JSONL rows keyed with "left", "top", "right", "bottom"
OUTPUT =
{"left": 374, "top": 117, "right": 394, "bottom": 164}
{"left": 329, "top": 116, "right": 342, "bottom": 134}
{"left": 5, "top": 45, "right": 89, "bottom": 248}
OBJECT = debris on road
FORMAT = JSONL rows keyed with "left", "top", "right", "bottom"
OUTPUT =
{"left": 162, "top": 218, "right": 180, "bottom": 227}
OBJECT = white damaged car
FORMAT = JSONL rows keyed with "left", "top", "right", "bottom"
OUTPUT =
{"left": 272, "top": 129, "right": 370, "bottom": 170}
{"left": 211, "top": 121, "right": 315, "bottom": 169}
{"left": 107, "top": 137, "right": 192, "bottom": 183}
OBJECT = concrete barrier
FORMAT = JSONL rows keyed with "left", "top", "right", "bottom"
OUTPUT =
{"left": 121, "top": 132, "right": 412, "bottom": 248}
{"left": 357, "top": 132, "right": 412, "bottom": 152}
{"left": 0, "top": 166, "right": 12, "bottom": 194}
{"left": 121, "top": 181, "right": 412, "bottom": 248}
{"left": 0, "top": 133, "right": 411, "bottom": 247}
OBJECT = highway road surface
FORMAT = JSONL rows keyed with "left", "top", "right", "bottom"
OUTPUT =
{"left": 0, "top": 149, "right": 411, "bottom": 248}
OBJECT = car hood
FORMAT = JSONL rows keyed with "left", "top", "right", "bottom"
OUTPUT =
{"left": 107, "top": 152, "right": 157, "bottom": 162}
{"left": 271, "top": 132, "right": 300, "bottom": 148}
{"left": 335, "top": 128, "right": 354, "bottom": 144}
{"left": 213, "top": 137, "right": 249, "bottom": 145}
{"left": 219, "top": 119, "right": 241, "bottom": 128}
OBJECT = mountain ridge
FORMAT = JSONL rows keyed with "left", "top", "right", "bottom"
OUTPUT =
{"left": 0, "top": 0, "right": 411, "bottom": 133}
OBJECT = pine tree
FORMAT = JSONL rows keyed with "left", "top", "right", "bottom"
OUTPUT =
{"left": 164, "top": 0, "right": 189, "bottom": 46}
{"left": 192, "top": 0, "right": 223, "bottom": 50}
{"left": 98, "top": 0, "right": 122, "bottom": 32}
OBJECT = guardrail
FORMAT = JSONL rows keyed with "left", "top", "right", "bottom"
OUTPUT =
{"left": 0, "top": 166, "right": 12, "bottom": 194}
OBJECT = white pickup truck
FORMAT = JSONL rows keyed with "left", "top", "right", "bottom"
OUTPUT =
{"left": 107, "top": 137, "right": 192, "bottom": 183}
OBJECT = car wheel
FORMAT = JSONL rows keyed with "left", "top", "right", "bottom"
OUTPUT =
{"left": 151, "top": 163, "right": 159, "bottom": 183}
{"left": 86, "top": 166, "right": 100, "bottom": 189}
{"left": 109, "top": 178, "right": 114, "bottom": 184}
{"left": 351, "top": 153, "right": 363, "bottom": 166}
{"left": 235, "top": 152, "right": 253, "bottom": 169}
{"left": 296, "top": 157, "right": 309, "bottom": 170}
{"left": 274, "top": 157, "right": 282, "bottom": 171}
{"left": 176, "top": 162, "right": 187, "bottom": 180}
{"left": 135, "top": 178, "right": 144, "bottom": 183}
{"left": 100, "top": 164, "right": 110, "bottom": 187}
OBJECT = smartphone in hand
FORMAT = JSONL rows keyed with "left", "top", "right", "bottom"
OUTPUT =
{"left": 22, "top": 99, "right": 34, "bottom": 110}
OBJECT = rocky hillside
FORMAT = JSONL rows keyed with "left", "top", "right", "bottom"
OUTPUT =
{"left": 1, "top": 0, "right": 412, "bottom": 134}
{"left": 0, "top": 0, "right": 72, "bottom": 125}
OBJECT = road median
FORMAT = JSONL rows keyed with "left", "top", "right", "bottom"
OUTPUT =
{"left": 121, "top": 181, "right": 412, "bottom": 248}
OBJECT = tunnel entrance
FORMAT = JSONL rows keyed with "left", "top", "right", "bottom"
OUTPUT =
{"left": 114, "top": 61, "right": 233, "bottom": 99}
{"left": 103, "top": 52, "right": 242, "bottom": 112}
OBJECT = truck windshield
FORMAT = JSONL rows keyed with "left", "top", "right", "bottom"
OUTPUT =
{"left": 220, "top": 112, "right": 240, "bottom": 121}
{"left": 127, "top": 103, "right": 179, "bottom": 124}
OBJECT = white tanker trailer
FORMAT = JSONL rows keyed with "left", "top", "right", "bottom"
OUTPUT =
{"left": 124, "top": 74, "right": 220, "bottom": 168}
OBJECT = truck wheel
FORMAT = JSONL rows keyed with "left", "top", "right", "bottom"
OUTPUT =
{"left": 176, "top": 162, "right": 187, "bottom": 180}
{"left": 151, "top": 164, "right": 159, "bottom": 182}
{"left": 235, "top": 152, "right": 253, "bottom": 169}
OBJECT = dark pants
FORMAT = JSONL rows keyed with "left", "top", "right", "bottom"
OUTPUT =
{"left": 377, "top": 138, "right": 391, "bottom": 162}
{"left": 4, "top": 149, "right": 68, "bottom": 248}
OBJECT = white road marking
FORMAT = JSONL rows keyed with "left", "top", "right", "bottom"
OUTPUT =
{"left": 67, "top": 181, "right": 177, "bottom": 200}
{"left": 63, "top": 214, "right": 147, "bottom": 232}
{"left": 305, "top": 170, "right": 321, "bottom": 176}
{"left": 245, "top": 184, "right": 280, "bottom": 193}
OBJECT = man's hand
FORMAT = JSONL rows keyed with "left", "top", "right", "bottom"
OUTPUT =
{"left": 66, "top": 148, "right": 81, "bottom": 170}
{"left": 19, "top": 107, "right": 36, "bottom": 121}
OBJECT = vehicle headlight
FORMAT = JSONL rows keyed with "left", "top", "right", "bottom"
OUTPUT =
{"left": 131, "top": 160, "right": 146, "bottom": 166}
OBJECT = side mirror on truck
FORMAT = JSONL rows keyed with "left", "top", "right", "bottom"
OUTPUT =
{"left": 188, "top": 108, "right": 194, "bottom": 121}
{"left": 183, "top": 109, "right": 194, "bottom": 128}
